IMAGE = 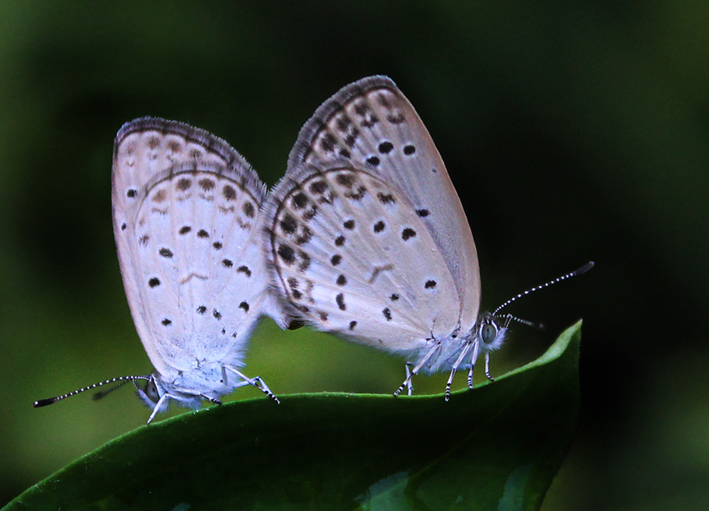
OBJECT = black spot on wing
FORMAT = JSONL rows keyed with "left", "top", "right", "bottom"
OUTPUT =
{"left": 223, "top": 185, "right": 236, "bottom": 200}
{"left": 309, "top": 180, "right": 328, "bottom": 194}
{"left": 292, "top": 192, "right": 309, "bottom": 209}
{"left": 386, "top": 112, "right": 405, "bottom": 124}
{"left": 336, "top": 173, "right": 355, "bottom": 187}
{"left": 377, "top": 193, "right": 395, "bottom": 205}
{"left": 320, "top": 132, "right": 337, "bottom": 152}
{"left": 242, "top": 201, "right": 255, "bottom": 218}
{"left": 295, "top": 226, "right": 312, "bottom": 245}
{"left": 199, "top": 178, "right": 215, "bottom": 191}
{"left": 378, "top": 141, "right": 393, "bottom": 154}
{"left": 366, "top": 156, "right": 380, "bottom": 167}
{"left": 401, "top": 228, "right": 416, "bottom": 241}
{"left": 344, "top": 186, "right": 367, "bottom": 201}
{"left": 280, "top": 213, "right": 298, "bottom": 234}
{"left": 277, "top": 244, "right": 295, "bottom": 264}
{"left": 298, "top": 250, "right": 311, "bottom": 272}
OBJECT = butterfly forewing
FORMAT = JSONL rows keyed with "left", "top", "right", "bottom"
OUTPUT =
{"left": 113, "top": 118, "right": 274, "bottom": 381}
{"left": 288, "top": 76, "right": 480, "bottom": 329}
{"left": 266, "top": 161, "right": 460, "bottom": 355}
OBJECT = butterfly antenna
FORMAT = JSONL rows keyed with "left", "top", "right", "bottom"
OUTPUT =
{"left": 503, "top": 314, "right": 543, "bottom": 330}
{"left": 34, "top": 375, "right": 151, "bottom": 408}
{"left": 492, "top": 261, "right": 595, "bottom": 318}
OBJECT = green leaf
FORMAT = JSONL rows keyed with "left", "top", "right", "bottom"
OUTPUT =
{"left": 5, "top": 321, "right": 582, "bottom": 511}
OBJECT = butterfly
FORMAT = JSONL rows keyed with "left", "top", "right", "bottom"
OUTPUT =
{"left": 264, "top": 76, "right": 592, "bottom": 399}
{"left": 35, "top": 118, "right": 288, "bottom": 423}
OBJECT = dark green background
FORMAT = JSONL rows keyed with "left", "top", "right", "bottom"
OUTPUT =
{"left": 1, "top": 2, "right": 706, "bottom": 510}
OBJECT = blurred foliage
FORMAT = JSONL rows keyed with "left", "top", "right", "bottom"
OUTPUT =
{"left": 5, "top": 324, "right": 581, "bottom": 511}
{"left": 0, "top": 1, "right": 707, "bottom": 510}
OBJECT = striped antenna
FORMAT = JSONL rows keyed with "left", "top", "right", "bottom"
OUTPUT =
{"left": 33, "top": 375, "right": 151, "bottom": 408}
{"left": 492, "top": 261, "right": 594, "bottom": 321}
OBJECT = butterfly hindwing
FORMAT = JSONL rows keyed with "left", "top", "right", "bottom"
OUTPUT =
{"left": 266, "top": 161, "right": 461, "bottom": 356}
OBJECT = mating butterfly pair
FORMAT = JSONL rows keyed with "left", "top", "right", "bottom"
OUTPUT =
{"left": 35, "top": 76, "right": 591, "bottom": 423}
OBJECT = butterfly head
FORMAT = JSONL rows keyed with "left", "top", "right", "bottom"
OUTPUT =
{"left": 476, "top": 312, "right": 510, "bottom": 353}
{"left": 134, "top": 372, "right": 222, "bottom": 419}
{"left": 134, "top": 374, "right": 168, "bottom": 410}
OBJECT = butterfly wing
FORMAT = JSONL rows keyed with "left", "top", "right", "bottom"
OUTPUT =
{"left": 288, "top": 76, "right": 480, "bottom": 330}
{"left": 265, "top": 161, "right": 461, "bottom": 358}
{"left": 113, "top": 118, "right": 284, "bottom": 380}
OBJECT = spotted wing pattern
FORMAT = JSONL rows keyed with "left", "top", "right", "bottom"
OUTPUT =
{"left": 265, "top": 162, "right": 461, "bottom": 363}
{"left": 113, "top": 118, "right": 284, "bottom": 394}
{"left": 287, "top": 76, "right": 480, "bottom": 330}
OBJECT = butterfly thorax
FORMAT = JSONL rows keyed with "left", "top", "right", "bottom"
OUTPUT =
{"left": 404, "top": 312, "right": 508, "bottom": 375}
{"left": 137, "top": 360, "right": 244, "bottom": 412}
{"left": 410, "top": 333, "right": 472, "bottom": 375}
{"left": 135, "top": 374, "right": 203, "bottom": 412}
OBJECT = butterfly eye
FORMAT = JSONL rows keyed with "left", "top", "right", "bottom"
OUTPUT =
{"left": 481, "top": 323, "right": 498, "bottom": 345}
{"left": 144, "top": 379, "right": 160, "bottom": 401}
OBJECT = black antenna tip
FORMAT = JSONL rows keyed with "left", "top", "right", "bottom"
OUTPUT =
{"left": 34, "top": 398, "right": 58, "bottom": 408}
{"left": 574, "top": 261, "right": 595, "bottom": 276}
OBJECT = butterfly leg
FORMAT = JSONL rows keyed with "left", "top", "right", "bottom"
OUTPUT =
{"left": 394, "top": 341, "right": 440, "bottom": 397}
{"left": 252, "top": 376, "right": 280, "bottom": 404}
{"left": 132, "top": 378, "right": 164, "bottom": 417}
{"left": 467, "top": 340, "right": 481, "bottom": 389}
{"left": 220, "top": 366, "right": 256, "bottom": 390}
{"left": 199, "top": 394, "right": 223, "bottom": 406}
{"left": 146, "top": 394, "right": 170, "bottom": 425}
{"left": 225, "top": 366, "right": 281, "bottom": 404}
{"left": 445, "top": 342, "right": 474, "bottom": 401}
{"left": 484, "top": 353, "right": 495, "bottom": 382}
{"left": 405, "top": 363, "right": 414, "bottom": 396}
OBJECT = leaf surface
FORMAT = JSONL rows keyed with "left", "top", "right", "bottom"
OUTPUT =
{"left": 5, "top": 321, "right": 582, "bottom": 511}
